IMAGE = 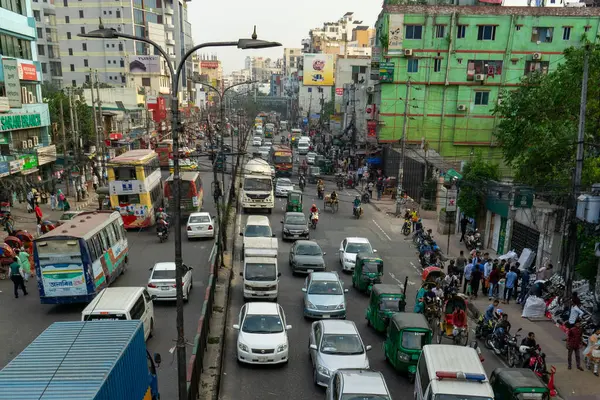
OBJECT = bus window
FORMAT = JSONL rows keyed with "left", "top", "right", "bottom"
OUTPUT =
{"left": 118, "top": 194, "right": 141, "bottom": 204}
{"left": 112, "top": 222, "right": 122, "bottom": 241}
{"left": 99, "top": 231, "right": 110, "bottom": 252}
{"left": 114, "top": 167, "right": 136, "bottom": 180}
{"left": 106, "top": 224, "right": 117, "bottom": 246}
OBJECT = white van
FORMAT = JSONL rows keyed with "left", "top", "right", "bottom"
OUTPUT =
{"left": 298, "top": 140, "right": 310, "bottom": 155}
{"left": 415, "top": 345, "right": 493, "bottom": 400}
{"left": 240, "top": 215, "right": 274, "bottom": 252}
{"left": 81, "top": 287, "right": 155, "bottom": 341}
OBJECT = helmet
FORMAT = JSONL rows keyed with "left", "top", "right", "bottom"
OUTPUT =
{"left": 496, "top": 327, "right": 505, "bottom": 335}
{"left": 496, "top": 309, "right": 503, "bottom": 315}
{"left": 158, "top": 208, "right": 163, "bottom": 212}
{"left": 312, "top": 204, "right": 316, "bottom": 208}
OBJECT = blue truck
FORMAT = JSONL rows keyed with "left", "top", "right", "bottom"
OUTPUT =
{"left": 0, "top": 320, "right": 160, "bottom": 400}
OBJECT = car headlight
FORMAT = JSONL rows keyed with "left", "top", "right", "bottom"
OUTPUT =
{"left": 306, "top": 301, "right": 315, "bottom": 309}
{"left": 345, "top": 258, "right": 354, "bottom": 264}
{"left": 277, "top": 343, "right": 287, "bottom": 352}
{"left": 303, "top": 229, "right": 309, "bottom": 234}
{"left": 397, "top": 352, "right": 410, "bottom": 362}
{"left": 238, "top": 342, "right": 249, "bottom": 352}
{"left": 317, "top": 365, "right": 330, "bottom": 376}
{"left": 283, "top": 228, "right": 290, "bottom": 234}
{"left": 336, "top": 303, "right": 345, "bottom": 310}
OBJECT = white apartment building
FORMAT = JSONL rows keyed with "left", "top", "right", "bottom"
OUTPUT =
{"left": 31, "top": 0, "right": 63, "bottom": 84}
{"left": 283, "top": 48, "right": 302, "bottom": 76}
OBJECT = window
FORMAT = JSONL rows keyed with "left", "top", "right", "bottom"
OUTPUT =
{"left": 33, "top": 11, "right": 41, "bottom": 22}
{"left": 0, "top": 34, "right": 33, "bottom": 60}
{"left": 435, "top": 25, "right": 445, "bottom": 38}
{"left": 37, "top": 28, "right": 43, "bottom": 39}
{"left": 70, "top": 64, "right": 75, "bottom": 71}
{"left": 408, "top": 59, "right": 419, "bottom": 73}
{"left": 37, "top": 44, "right": 45, "bottom": 55}
{"left": 585, "top": 26, "right": 591, "bottom": 32}
{"left": 418, "top": 359, "right": 430, "bottom": 396}
{"left": 121, "top": 75, "right": 126, "bottom": 83}
{"left": 106, "top": 43, "right": 110, "bottom": 48}
{"left": 515, "top": 25, "right": 522, "bottom": 31}
{"left": 405, "top": 25, "right": 423, "bottom": 40}
{"left": 457, "top": 25, "right": 466, "bottom": 39}
{"left": 531, "top": 27, "right": 553, "bottom": 43}
{"left": 524, "top": 61, "right": 549, "bottom": 75}
{"left": 562, "top": 27, "right": 571, "bottom": 41}
{"left": 466, "top": 60, "right": 503, "bottom": 80}
{"left": 84, "top": 59, "right": 88, "bottom": 67}
{"left": 68, "top": 48, "right": 73, "bottom": 55}
{"left": 120, "top": 59, "right": 125, "bottom": 67}
{"left": 80, "top": 26, "right": 86, "bottom": 34}
{"left": 142, "top": 77, "right": 151, "bottom": 86}
{"left": 477, "top": 25, "right": 496, "bottom": 41}
{"left": 63, "top": 0, "right": 68, "bottom": 5}
{"left": 118, "top": 43, "right": 124, "bottom": 51}
{"left": 130, "top": 297, "right": 145, "bottom": 320}
{"left": 434, "top": 58, "right": 442, "bottom": 72}
{"left": 1, "top": 0, "right": 24, "bottom": 14}
{"left": 67, "top": 32, "right": 72, "bottom": 39}
{"left": 116, "top": 9, "right": 121, "bottom": 17}
{"left": 79, "top": 10, "right": 84, "bottom": 17}
{"left": 41, "top": 63, "right": 47, "bottom": 73}
{"left": 65, "top": 16, "right": 70, "bottom": 23}
{"left": 474, "top": 91, "right": 490, "bottom": 106}
{"left": 71, "top": 79, "right": 76, "bottom": 86}
{"left": 82, "top": 43, "right": 87, "bottom": 51}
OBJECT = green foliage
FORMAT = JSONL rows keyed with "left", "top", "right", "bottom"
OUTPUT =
{"left": 575, "top": 224, "right": 599, "bottom": 283}
{"left": 456, "top": 154, "right": 501, "bottom": 218}
{"left": 494, "top": 44, "right": 600, "bottom": 195}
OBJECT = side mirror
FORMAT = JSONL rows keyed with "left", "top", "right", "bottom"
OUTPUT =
{"left": 323, "top": 252, "right": 326, "bottom": 255}
{"left": 153, "top": 353, "right": 162, "bottom": 365}
{"left": 272, "top": 234, "right": 276, "bottom": 237}
{"left": 188, "top": 267, "right": 193, "bottom": 270}
{"left": 309, "top": 344, "right": 318, "bottom": 350}
{"left": 212, "top": 216, "right": 216, "bottom": 219}
{"left": 373, "top": 249, "right": 378, "bottom": 253}
{"left": 517, "top": 328, "right": 523, "bottom": 333}
{"left": 366, "top": 345, "right": 372, "bottom": 351}
{"left": 344, "top": 289, "right": 349, "bottom": 293}
{"left": 149, "top": 267, "right": 153, "bottom": 270}
{"left": 278, "top": 272, "right": 282, "bottom": 277}
{"left": 286, "top": 325, "right": 292, "bottom": 330}
{"left": 239, "top": 232, "right": 243, "bottom": 236}
{"left": 280, "top": 220, "right": 284, "bottom": 223}
{"left": 232, "top": 324, "right": 240, "bottom": 330}
{"left": 239, "top": 272, "right": 243, "bottom": 277}
{"left": 301, "top": 288, "right": 307, "bottom": 292}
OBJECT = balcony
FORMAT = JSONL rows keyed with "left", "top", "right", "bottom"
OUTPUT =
{"left": 168, "top": 53, "right": 176, "bottom": 60}
{"left": 164, "top": 7, "right": 174, "bottom": 15}
{"left": 166, "top": 38, "right": 175, "bottom": 45}
{"left": 165, "top": 23, "right": 175, "bottom": 30}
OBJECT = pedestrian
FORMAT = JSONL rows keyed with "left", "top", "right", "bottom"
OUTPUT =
{"left": 63, "top": 198, "right": 71, "bottom": 212}
{"left": 367, "top": 181, "right": 374, "bottom": 199}
{"left": 93, "top": 174, "right": 99, "bottom": 191}
{"left": 26, "top": 190, "right": 34, "bottom": 213}
{"left": 470, "top": 265, "right": 482, "bottom": 299}
{"left": 517, "top": 266, "right": 531, "bottom": 304}
{"left": 460, "top": 215, "right": 469, "bottom": 242}
{"left": 34, "top": 203, "right": 43, "bottom": 225}
{"left": 455, "top": 250, "right": 467, "bottom": 282}
{"left": 488, "top": 265, "right": 500, "bottom": 300}
{"left": 57, "top": 189, "right": 65, "bottom": 211}
{"left": 9, "top": 257, "right": 28, "bottom": 298}
{"left": 376, "top": 178, "right": 383, "bottom": 201}
{"left": 482, "top": 255, "right": 492, "bottom": 296}
{"left": 503, "top": 266, "right": 518, "bottom": 304}
{"left": 567, "top": 298, "right": 585, "bottom": 328}
{"left": 567, "top": 321, "right": 584, "bottom": 371}
{"left": 463, "top": 258, "right": 473, "bottom": 294}
{"left": 50, "top": 190, "right": 57, "bottom": 211}
{"left": 17, "top": 248, "right": 31, "bottom": 282}
{"left": 584, "top": 328, "right": 600, "bottom": 375}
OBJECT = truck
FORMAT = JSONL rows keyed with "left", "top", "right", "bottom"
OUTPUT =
{"left": 242, "top": 158, "right": 274, "bottom": 214}
{"left": 242, "top": 238, "right": 280, "bottom": 301}
{"left": 0, "top": 320, "right": 160, "bottom": 400}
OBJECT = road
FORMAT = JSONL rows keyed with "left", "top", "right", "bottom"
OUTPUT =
{"left": 219, "top": 148, "right": 505, "bottom": 400}
{"left": 0, "top": 157, "right": 230, "bottom": 400}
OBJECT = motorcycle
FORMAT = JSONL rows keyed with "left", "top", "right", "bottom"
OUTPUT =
{"left": 337, "top": 180, "right": 344, "bottom": 190}
{"left": 475, "top": 315, "right": 495, "bottom": 339}
{"left": 527, "top": 345, "right": 549, "bottom": 383}
{"left": 361, "top": 192, "right": 370, "bottom": 204}
{"left": 465, "top": 229, "right": 482, "bottom": 250}
{"left": 157, "top": 222, "right": 169, "bottom": 243}
{"left": 402, "top": 219, "right": 411, "bottom": 236}
{"left": 299, "top": 178, "right": 305, "bottom": 192}
{"left": 310, "top": 212, "right": 319, "bottom": 229}
{"left": 353, "top": 205, "right": 363, "bottom": 219}
{"left": 506, "top": 329, "right": 523, "bottom": 367}
{"left": 317, "top": 188, "right": 324, "bottom": 200}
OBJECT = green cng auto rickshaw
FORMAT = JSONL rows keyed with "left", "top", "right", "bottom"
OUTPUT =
{"left": 286, "top": 190, "right": 303, "bottom": 212}
{"left": 490, "top": 368, "right": 550, "bottom": 400}
{"left": 366, "top": 283, "right": 408, "bottom": 333}
{"left": 352, "top": 253, "right": 384, "bottom": 293}
{"left": 383, "top": 313, "right": 432, "bottom": 383}
{"left": 308, "top": 166, "right": 321, "bottom": 184}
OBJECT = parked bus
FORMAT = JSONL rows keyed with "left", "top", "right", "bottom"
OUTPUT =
{"left": 155, "top": 139, "right": 173, "bottom": 168}
{"left": 164, "top": 171, "right": 203, "bottom": 217}
{"left": 270, "top": 145, "right": 293, "bottom": 177}
{"left": 107, "top": 149, "right": 163, "bottom": 229}
{"left": 33, "top": 211, "right": 129, "bottom": 304}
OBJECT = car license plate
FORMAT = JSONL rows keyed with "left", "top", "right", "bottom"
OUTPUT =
{"left": 161, "top": 287, "right": 170, "bottom": 291}
{"left": 258, "top": 356, "right": 267, "bottom": 362}
{"left": 322, "top": 314, "right": 330, "bottom": 319}
{"left": 158, "top": 232, "right": 163, "bottom": 236}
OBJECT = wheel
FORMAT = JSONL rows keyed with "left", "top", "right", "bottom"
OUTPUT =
{"left": 409, "top": 374, "right": 415, "bottom": 384}
{"left": 148, "top": 318, "right": 154, "bottom": 338}
{"left": 508, "top": 348, "right": 517, "bottom": 367}
{"left": 485, "top": 334, "right": 495, "bottom": 350}
{"left": 267, "top": 208, "right": 272, "bottom": 214}
{"left": 184, "top": 287, "right": 189, "bottom": 303}
{"left": 313, "top": 368, "right": 319, "bottom": 386}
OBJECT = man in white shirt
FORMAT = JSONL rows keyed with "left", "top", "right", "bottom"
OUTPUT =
{"left": 483, "top": 254, "right": 493, "bottom": 296}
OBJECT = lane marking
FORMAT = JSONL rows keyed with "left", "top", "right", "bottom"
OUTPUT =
{"left": 389, "top": 272, "right": 416, "bottom": 288}
{"left": 372, "top": 219, "right": 392, "bottom": 241}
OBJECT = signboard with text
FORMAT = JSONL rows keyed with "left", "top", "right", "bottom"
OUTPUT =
{"left": 0, "top": 97, "right": 9, "bottom": 113}
{"left": 379, "top": 62, "right": 395, "bottom": 83}
{"left": 0, "top": 162, "right": 9, "bottom": 178}
{"left": 128, "top": 55, "right": 160, "bottom": 74}
{"left": 446, "top": 189, "right": 458, "bottom": 212}
{"left": 2, "top": 59, "right": 21, "bottom": 107}
{"left": 0, "top": 113, "right": 42, "bottom": 132}
{"left": 200, "top": 61, "right": 219, "bottom": 69}
{"left": 18, "top": 63, "right": 37, "bottom": 81}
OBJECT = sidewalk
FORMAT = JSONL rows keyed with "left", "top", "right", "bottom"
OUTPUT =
{"left": 365, "top": 195, "right": 600, "bottom": 400}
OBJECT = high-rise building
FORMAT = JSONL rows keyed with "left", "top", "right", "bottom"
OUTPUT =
{"left": 283, "top": 48, "right": 302, "bottom": 76}
{"left": 31, "top": 0, "right": 63, "bottom": 84}
{"left": 0, "top": 0, "right": 56, "bottom": 184}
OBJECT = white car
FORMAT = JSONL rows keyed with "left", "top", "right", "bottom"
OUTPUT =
{"left": 275, "top": 178, "right": 294, "bottom": 197}
{"left": 186, "top": 212, "right": 215, "bottom": 240}
{"left": 147, "top": 262, "right": 193, "bottom": 302}
{"left": 252, "top": 136, "right": 262, "bottom": 146}
{"left": 263, "top": 140, "right": 273, "bottom": 147}
{"left": 258, "top": 146, "right": 271, "bottom": 160}
{"left": 306, "top": 152, "right": 317, "bottom": 165}
{"left": 233, "top": 302, "right": 291, "bottom": 365}
{"left": 338, "top": 237, "right": 377, "bottom": 272}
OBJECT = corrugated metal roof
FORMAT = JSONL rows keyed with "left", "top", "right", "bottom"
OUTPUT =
{"left": 0, "top": 321, "right": 144, "bottom": 400}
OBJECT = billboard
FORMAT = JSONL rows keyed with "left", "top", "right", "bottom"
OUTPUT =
{"left": 200, "top": 61, "right": 219, "bottom": 69}
{"left": 388, "top": 14, "right": 404, "bottom": 54}
{"left": 18, "top": 63, "right": 37, "bottom": 81}
{"left": 2, "top": 58, "right": 21, "bottom": 108}
{"left": 128, "top": 55, "right": 160, "bottom": 74}
{"left": 302, "top": 54, "right": 334, "bottom": 86}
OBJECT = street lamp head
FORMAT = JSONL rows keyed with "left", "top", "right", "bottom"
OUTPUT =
{"left": 237, "top": 39, "right": 282, "bottom": 50}
{"left": 78, "top": 27, "right": 119, "bottom": 39}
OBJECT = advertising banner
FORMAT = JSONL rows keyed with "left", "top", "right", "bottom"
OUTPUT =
{"left": 37, "top": 144, "right": 57, "bottom": 166}
{"left": 0, "top": 113, "right": 42, "bottom": 132}
{"left": 20, "top": 154, "right": 38, "bottom": 171}
{"left": 446, "top": 189, "right": 458, "bottom": 212}
{"left": 9, "top": 159, "right": 23, "bottom": 174}
{"left": 388, "top": 14, "right": 405, "bottom": 54}
{"left": 200, "top": 61, "right": 219, "bottom": 69}
{"left": 379, "top": 62, "right": 395, "bottom": 83}
{"left": 128, "top": 55, "right": 160, "bottom": 74}
{"left": 335, "top": 88, "right": 344, "bottom": 96}
{"left": 2, "top": 59, "right": 22, "bottom": 108}
{"left": 18, "top": 63, "right": 37, "bottom": 81}
{"left": 0, "top": 161, "right": 9, "bottom": 178}
{"left": 302, "top": 54, "right": 334, "bottom": 86}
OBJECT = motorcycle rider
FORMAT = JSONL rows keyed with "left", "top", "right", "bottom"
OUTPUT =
{"left": 493, "top": 312, "right": 512, "bottom": 353}
{"left": 330, "top": 190, "right": 338, "bottom": 202}
{"left": 298, "top": 174, "right": 306, "bottom": 189}
{"left": 483, "top": 299, "right": 500, "bottom": 325}
{"left": 520, "top": 332, "right": 538, "bottom": 368}
{"left": 309, "top": 203, "right": 319, "bottom": 225}
{"left": 156, "top": 208, "right": 169, "bottom": 234}
{"left": 301, "top": 158, "right": 308, "bottom": 175}
{"left": 317, "top": 179, "right": 325, "bottom": 198}
{"left": 353, "top": 195, "right": 361, "bottom": 216}
{"left": 452, "top": 306, "right": 468, "bottom": 335}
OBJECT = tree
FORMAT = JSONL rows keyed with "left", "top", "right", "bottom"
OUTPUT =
{"left": 494, "top": 43, "right": 600, "bottom": 196}
{"left": 456, "top": 154, "right": 501, "bottom": 219}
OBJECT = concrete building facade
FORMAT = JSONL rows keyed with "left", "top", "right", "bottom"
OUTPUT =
{"left": 283, "top": 48, "right": 302, "bottom": 76}
{"left": 31, "top": 0, "right": 63, "bottom": 84}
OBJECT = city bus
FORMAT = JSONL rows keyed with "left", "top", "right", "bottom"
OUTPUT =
{"left": 270, "top": 145, "right": 293, "bottom": 177}
{"left": 33, "top": 211, "right": 129, "bottom": 304}
{"left": 155, "top": 139, "right": 173, "bottom": 168}
{"left": 164, "top": 171, "right": 204, "bottom": 217}
{"left": 107, "top": 149, "right": 163, "bottom": 229}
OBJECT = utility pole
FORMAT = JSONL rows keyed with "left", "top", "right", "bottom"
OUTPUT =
{"left": 396, "top": 80, "right": 411, "bottom": 216}
{"left": 90, "top": 69, "right": 101, "bottom": 185}
{"left": 59, "top": 95, "right": 70, "bottom": 196}
{"left": 95, "top": 70, "right": 106, "bottom": 185}
{"left": 68, "top": 90, "right": 80, "bottom": 201}
{"left": 564, "top": 45, "right": 590, "bottom": 304}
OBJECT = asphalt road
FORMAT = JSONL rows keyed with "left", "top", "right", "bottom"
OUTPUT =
{"left": 219, "top": 150, "right": 505, "bottom": 400}
{"left": 0, "top": 160, "right": 229, "bottom": 400}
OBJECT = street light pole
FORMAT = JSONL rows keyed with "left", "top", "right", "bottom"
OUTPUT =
{"left": 79, "top": 24, "right": 280, "bottom": 400}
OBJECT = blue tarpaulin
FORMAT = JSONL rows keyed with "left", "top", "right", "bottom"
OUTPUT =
{"left": 367, "top": 157, "right": 381, "bottom": 165}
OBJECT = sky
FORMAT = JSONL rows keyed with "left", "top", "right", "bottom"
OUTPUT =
{"left": 188, "top": 0, "right": 383, "bottom": 74}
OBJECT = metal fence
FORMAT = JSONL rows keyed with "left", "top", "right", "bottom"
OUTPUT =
{"left": 186, "top": 241, "right": 219, "bottom": 400}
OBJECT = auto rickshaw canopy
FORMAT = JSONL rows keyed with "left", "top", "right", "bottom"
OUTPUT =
{"left": 391, "top": 312, "right": 431, "bottom": 332}
{"left": 372, "top": 284, "right": 405, "bottom": 297}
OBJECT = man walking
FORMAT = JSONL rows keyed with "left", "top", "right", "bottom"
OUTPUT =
{"left": 455, "top": 250, "right": 467, "bottom": 283}
{"left": 34, "top": 202, "right": 43, "bottom": 225}
{"left": 9, "top": 257, "right": 28, "bottom": 298}
{"left": 567, "top": 321, "right": 584, "bottom": 370}
{"left": 504, "top": 266, "right": 518, "bottom": 304}
{"left": 459, "top": 215, "right": 469, "bottom": 242}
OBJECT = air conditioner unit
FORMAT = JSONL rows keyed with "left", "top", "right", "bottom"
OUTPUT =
{"left": 21, "top": 140, "right": 28, "bottom": 149}
{"left": 457, "top": 104, "right": 467, "bottom": 111}
{"left": 27, "top": 139, "right": 33, "bottom": 148}
{"left": 532, "top": 52, "right": 542, "bottom": 60}
{"left": 33, "top": 136, "right": 39, "bottom": 146}
{"left": 366, "top": 86, "right": 374, "bottom": 93}
{"left": 475, "top": 74, "right": 486, "bottom": 81}
{"left": 404, "top": 49, "right": 413, "bottom": 56}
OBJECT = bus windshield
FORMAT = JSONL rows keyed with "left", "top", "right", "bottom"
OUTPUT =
{"left": 244, "top": 178, "right": 272, "bottom": 191}
{"left": 274, "top": 155, "right": 292, "bottom": 164}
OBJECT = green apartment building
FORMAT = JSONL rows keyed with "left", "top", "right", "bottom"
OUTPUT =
{"left": 375, "top": 4, "right": 600, "bottom": 161}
